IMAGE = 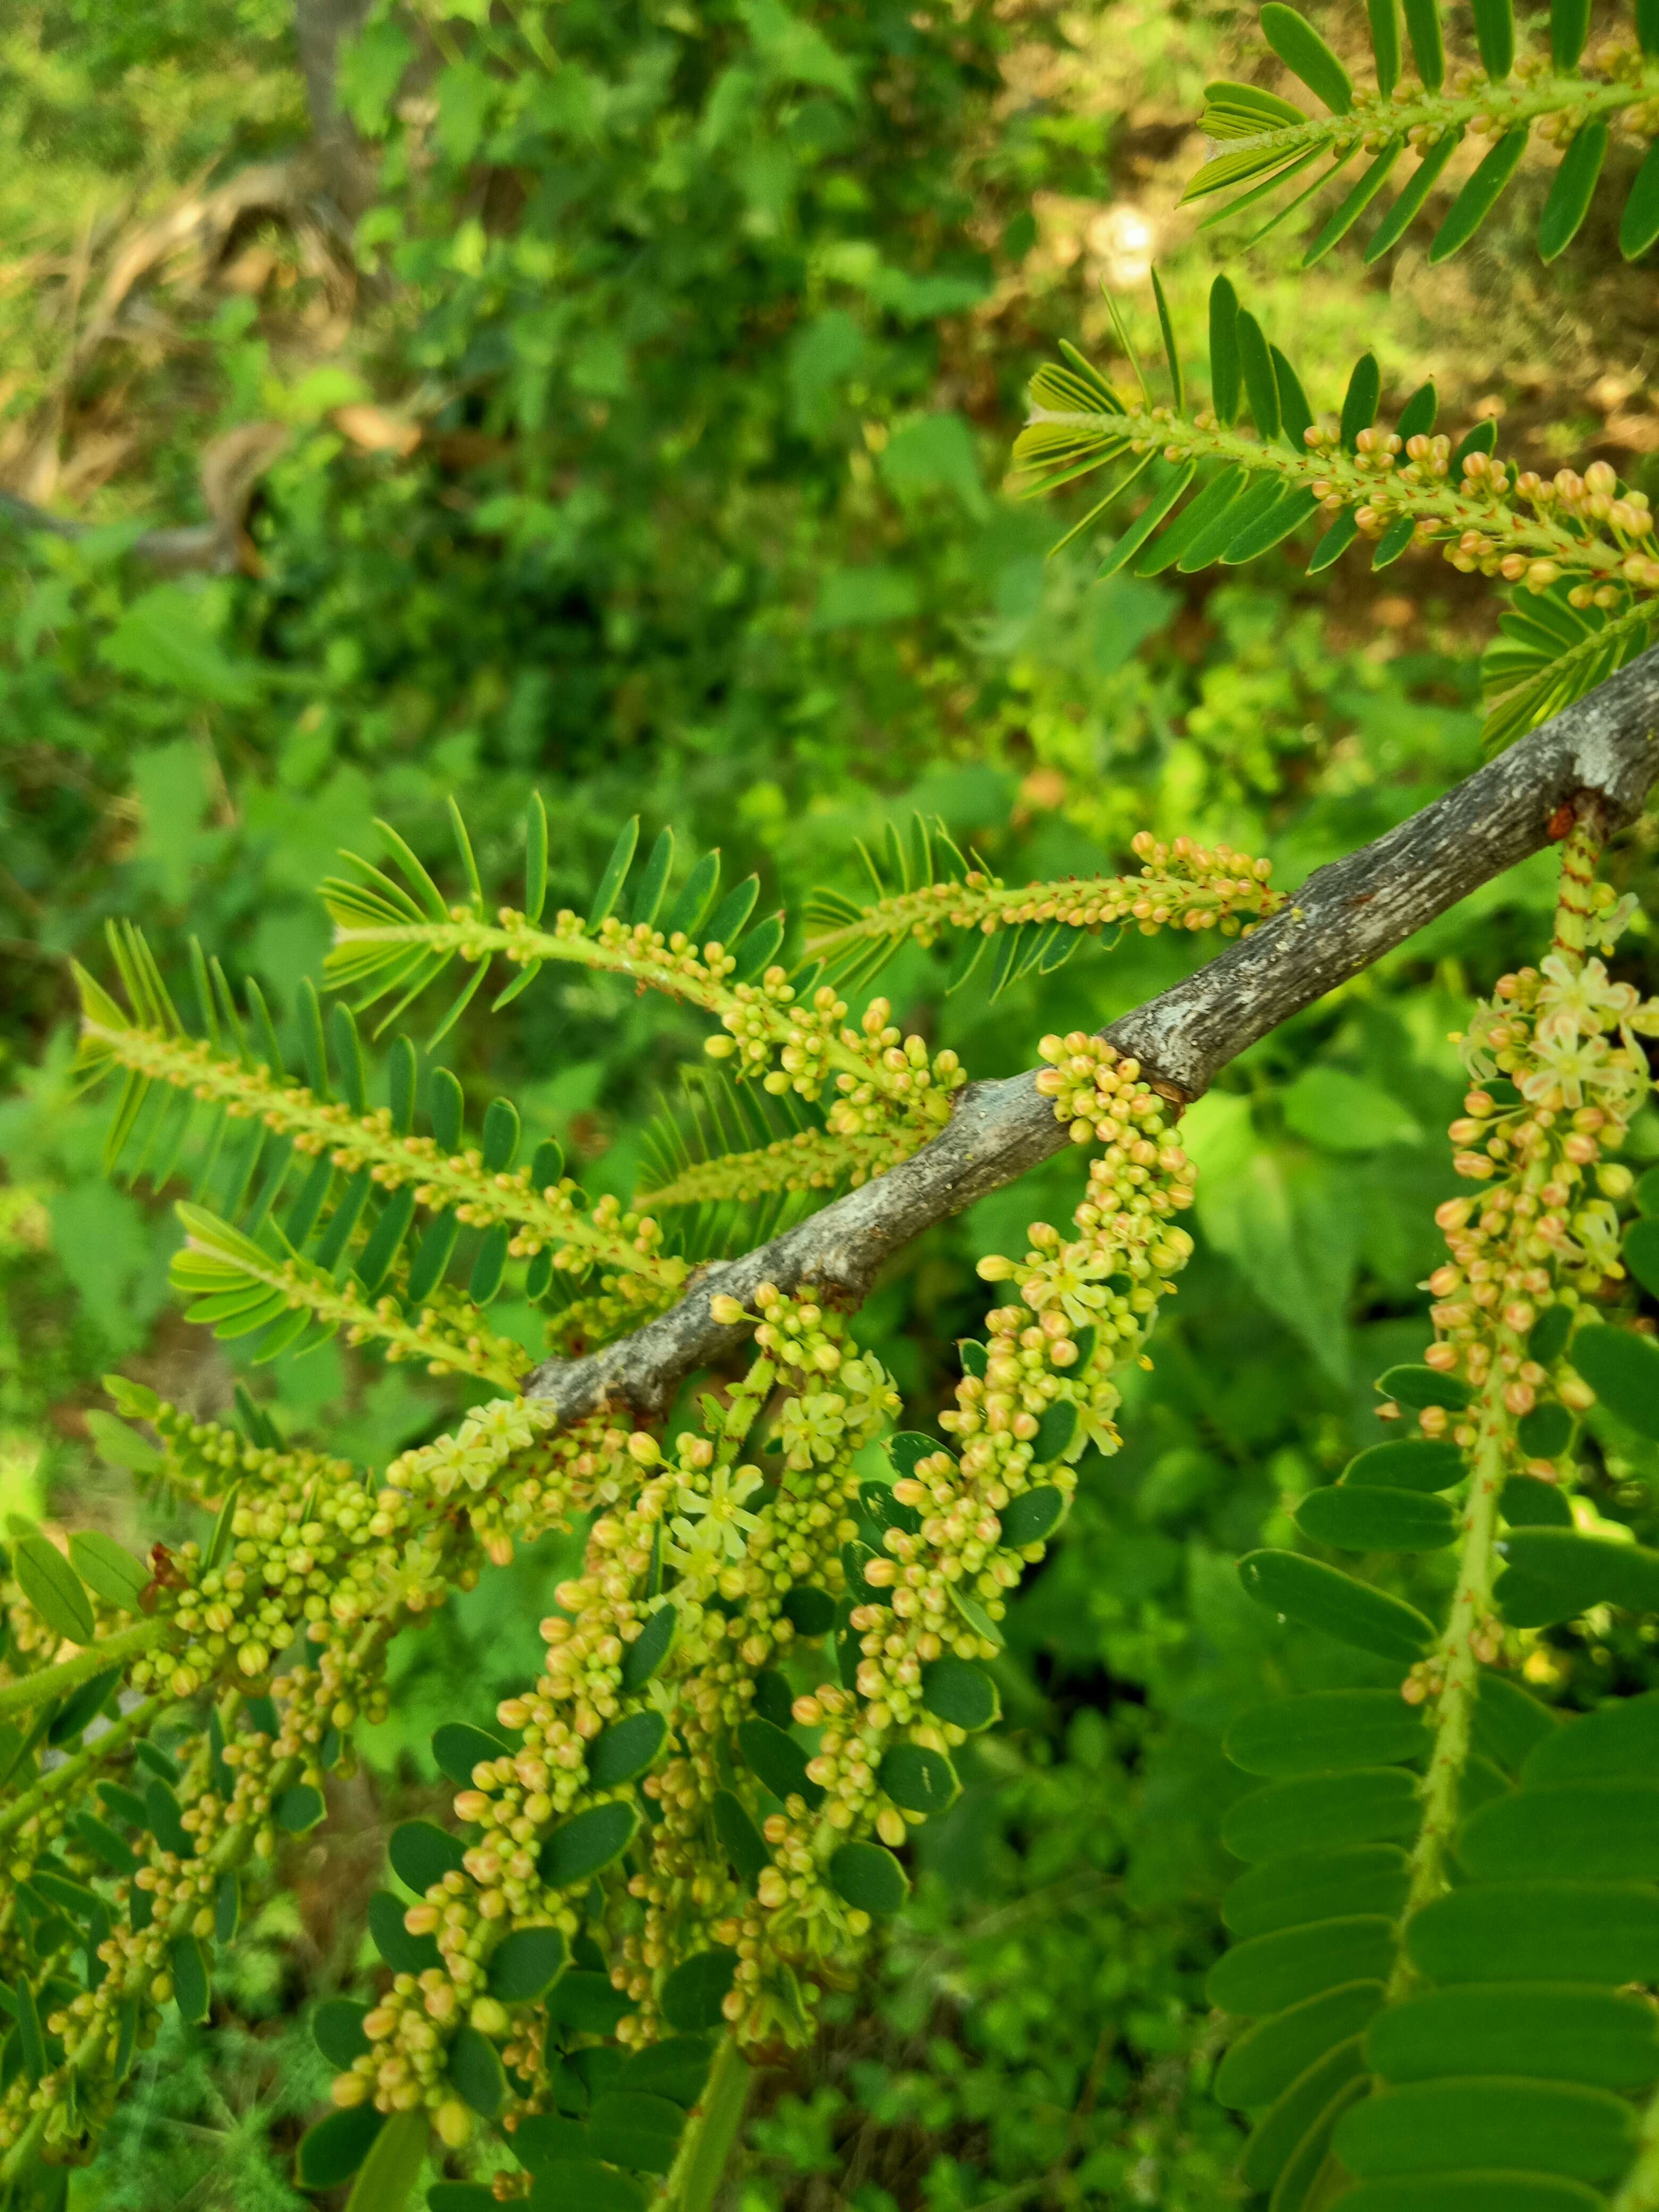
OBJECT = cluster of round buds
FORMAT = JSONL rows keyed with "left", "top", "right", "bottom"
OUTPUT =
{"left": 1398, "top": 831, "right": 1658, "bottom": 1460}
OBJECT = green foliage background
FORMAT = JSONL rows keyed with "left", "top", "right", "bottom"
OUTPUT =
{"left": 5, "top": 1, "right": 1659, "bottom": 2205}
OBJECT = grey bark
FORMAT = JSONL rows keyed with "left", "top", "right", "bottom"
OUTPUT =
{"left": 529, "top": 642, "right": 1659, "bottom": 1422}
{"left": 294, "top": 0, "right": 379, "bottom": 219}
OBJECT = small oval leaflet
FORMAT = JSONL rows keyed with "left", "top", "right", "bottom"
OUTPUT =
{"left": 1240, "top": 2034, "right": 1367, "bottom": 2196}
{"left": 14, "top": 1537, "right": 95, "bottom": 1646}
{"left": 1460, "top": 1781, "right": 1659, "bottom": 1881}
{"left": 312, "top": 1996, "right": 371, "bottom": 2069}
{"left": 1000, "top": 1486, "right": 1066, "bottom": 1547}
{"left": 1207, "top": 1917, "right": 1395, "bottom": 2017}
{"left": 1571, "top": 1323, "right": 1659, "bottom": 1440}
{"left": 780, "top": 1585, "right": 835, "bottom": 1637}
{"left": 1376, "top": 1364, "right": 1473, "bottom": 1410}
{"left": 948, "top": 1584, "right": 1005, "bottom": 1650}
{"left": 1030, "top": 1400, "right": 1077, "bottom": 1464}
{"left": 1222, "top": 1766, "right": 1420, "bottom": 1863}
{"left": 367, "top": 1889, "right": 439, "bottom": 1975}
{"left": 169, "top": 1934, "right": 211, "bottom": 2024}
{"left": 1339, "top": 1440, "right": 1465, "bottom": 1493}
{"left": 487, "top": 1925, "right": 569, "bottom": 2005}
{"left": 526, "top": 2164, "right": 646, "bottom": 2212}
{"left": 589, "top": 1710, "right": 669, "bottom": 1790}
{"left": 1294, "top": 1485, "right": 1458, "bottom": 1554}
{"left": 586, "top": 2089, "right": 685, "bottom": 2174}
{"left": 429, "top": 2189, "right": 498, "bottom": 2212}
{"left": 1499, "top": 1528, "right": 1659, "bottom": 1623}
{"left": 345, "top": 2105, "right": 430, "bottom": 2206}
{"left": 1408, "top": 1879, "right": 1659, "bottom": 1987}
{"left": 1368, "top": 1983, "right": 1659, "bottom": 2090}
{"left": 828, "top": 1840, "right": 910, "bottom": 1916}
{"left": 738, "top": 1717, "right": 823, "bottom": 1809}
{"left": 712, "top": 1789, "right": 769, "bottom": 1885}
{"left": 1215, "top": 1981, "right": 1382, "bottom": 2110}
{"left": 1237, "top": 1549, "right": 1434, "bottom": 1661}
{"left": 1223, "top": 1844, "right": 1411, "bottom": 1943}
{"left": 1332, "top": 2075, "right": 1635, "bottom": 2183}
{"left": 879, "top": 1744, "right": 959, "bottom": 1817}
{"left": 887, "top": 1431, "right": 946, "bottom": 1478}
{"left": 620, "top": 1602, "right": 679, "bottom": 1690}
{"left": 273, "top": 1784, "right": 325, "bottom": 1836}
{"left": 432, "top": 1721, "right": 510, "bottom": 1788}
{"left": 616, "top": 2035, "right": 714, "bottom": 2106}
{"left": 48, "top": 1666, "right": 122, "bottom": 1746}
{"left": 512, "top": 2113, "right": 589, "bottom": 2170}
{"left": 539, "top": 1800, "right": 639, "bottom": 1890}
{"left": 1225, "top": 1690, "right": 1427, "bottom": 1778}
{"left": 66, "top": 1530, "right": 149, "bottom": 1612}
{"left": 1501, "top": 1477, "right": 1573, "bottom": 1529}
{"left": 1525, "top": 1689, "right": 1659, "bottom": 1786}
{"left": 448, "top": 2022, "right": 507, "bottom": 2117}
{"left": 546, "top": 1970, "right": 631, "bottom": 2034}
{"left": 753, "top": 1669, "right": 794, "bottom": 1727}
{"left": 1518, "top": 1402, "right": 1575, "bottom": 1460}
{"left": 294, "top": 2105, "right": 385, "bottom": 2188}
{"left": 1530, "top": 1303, "right": 1575, "bottom": 1364}
{"left": 660, "top": 1949, "right": 738, "bottom": 2033}
{"left": 1474, "top": 1670, "right": 1557, "bottom": 1773}
{"left": 921, "top": 1657, "right": 1000, "bottom": 1732}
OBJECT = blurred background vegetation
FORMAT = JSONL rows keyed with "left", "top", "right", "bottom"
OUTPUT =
{"left": 6, "top": 1, "right": 1659, "bottom": 2205}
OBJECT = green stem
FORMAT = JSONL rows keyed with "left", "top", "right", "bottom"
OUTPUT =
{"left": 661, "top": 2034, "right": 751, "bottom": 2212}
{"left": 0, "top": 1620, "right": 166, "bottom": 1723}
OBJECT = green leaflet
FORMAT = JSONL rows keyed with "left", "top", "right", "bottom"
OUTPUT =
{"left": 1221, "top": 485, "right": 1320, "bottom": 565}
{"left": 1307, "top": 509, "right": 1360, "bottom": 573}
{"left": 13, "top": 1537, "right": 96, "bottom": 1645}
{"left": 1429, "top": 129, "right": 1529, "bottom": 264}
{"left": 620, "top": 1602, "right": 679, "bottom": 1688}
{"left": 1400, "top": 0, "right": 1444, "bottom": 87}
{"left": 1274, "top": 2074, "right": 1368, "bottom": 2212}
{"left": 1551, "top": 0, "right": 1590, "bottom": 69}
{"left": 1621, "top": 139, "right": 1659, "bottom": 259}
{"left": 1294, "top": 1485, "right": 1458, "bottom": 1552}
{"left": 524, "top": 2165, "right": 645, "bottom": 2211}
{"left": 1496, "top": 1529, "right": 1659, "bottom": 1626}
{"left": 1524, "top": 1689, "right": 1659, "bottom": 1784}
{"left": 368, "top": 1890, "right": 437, "bottom": 1974}
{"left": 1306, "top": 143, "right": 1404, "bottom": 267}
{"left": 1134, "top": 466, "right": 1248, "bottom": 576}
{"left": 1471, "top": 0, "right": 1514, "bottom": 76}
{"left": 538, "top": 1800, "right": 639, "bottom": 1888}
{"left": 739, "top": 1716, "right": 824, "bottom": 1809}
{"left": 1097, "top": 461, "right": 1196, "bottom": 576}
{"left": 1502, "top": 1476, "right": 1572, "bottom": 1529}
{"left": 313, "top": 1997, "right": 372, "bottom": 2068}
{"left": 1369, "top": 1984, "right": 1659, "bottom": 2089}
{"left": 1242, "top": 2035, "right": 1368, "bottom": 2193}
{"left": 712, "top": 1789, "right": 769, "bottom": 1885}
{"left": 1337, "top": 2177, "right": 1604, "bottom": 2211}
{"left": 1000, "top": 1485, "right": 1065, "bottom": 1544}
{"left": 828, "top": 1840, "right": 910, "bottom": 1915}
{"left": 447, "top": 2023, "right": 506, "bottom": 2117}
{"left": 1217, "top": 1983, "right": 1381, "bottom": 2109}
{"left": 1459, "top": 1780, "right": 1659, "bottom": 1880}
{"left": 1538, "top": 124, "right": 1607, "bottom": 263}
{"left": 878, "top": 1744, "right": 959, "bottom": 1816}
{"left": 617, "top": 2036, "right": 715, "bottom": 2106}
{"left": 343, "top": 2106, "right": 429, "bottom": 2212}
{"left": 1333, "top": 2077, "right": 1635, "bottom": 2183}
{"left": 1221, "top": 1767, "right": 1421, "bottom": 1862}
{"left": 1234, "top": 312, "right": 1280, "bottom": 442}
{"left": 1472, "top": 1670, "right": 1557, "bottom": 1773}
{"left": 1223, "top": 1845, "right": 1412, "bottom": 1941}
{"left": 1209, "top": 276, "right": 1241, "bottom": 424}
{"left": 1206, "top": 1915, "right": 1396, "bottom": 2015}
{"left": 1368, "top": 0, "right": 1402, "bottom": 91}
{"left": 1366, "top": 130, "right": 1464, "bottom": 263}
{"left": 66, "top": 1530, "right": 148, "bottom": 1611}
{"left": 589, "top": 1710, "right": 669, "bottom": 1789}
{"left": 1377, "top": 1363, "right": 1471, "bottom": 1410}
{"left": 1259, "top": 4, "right": 1353, "bottom": 113}
{"left": 1407, "top": 1879, "right": 1659, "bottom": 1985}
{"left": 660, "top": 1949, "right": 738, "bottom": 2032}
{"left": 1517, "top": 1401, "right": 1574, "bottom": 1457}
{"left": 921, "top": 1658, "right": 1000, "bottom": 1731}
{"left": 1225, "top": 1690, "right": 1427, "bottom": 1777}
{"left": 487, "top": 1925, "right": 568, "bottom": 2004}
{"left": 389, "top": 1821, "right": 467, "bottom": 1895}
{"left": 295, "top": 2106, "right": 386, "bottom": 2189}
{"left": 1339, "top": 1440, "right": 1465, "bottom": 1492}
{"left": 1571, "top": 1324, "right": 1659, "bottom": 1439}
{"left": 431, "top": 1721, "right": 510, "bottom": 1787}
{"left": 1237, "top": 1549, "right": 1435, "bottom": 1661}
{"left": 546, "top": 1971, "right": 631, "bottom": 2033}
{"left": 587, "top": 2088, "right": 684, "bottom": 2174}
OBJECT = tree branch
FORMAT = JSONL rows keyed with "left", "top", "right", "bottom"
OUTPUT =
{"left": 529, "top": 643, "right": 1659, "bottom": 1421}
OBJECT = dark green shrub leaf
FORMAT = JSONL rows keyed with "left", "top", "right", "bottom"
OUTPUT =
{"left": 1368, "top": 1983, "right": 1659, "bottom": 2088}
{"left": 738, "top": 1717, "right": 823, "bottom": 1808}
{"left": 1271, "top": 2073, "right": 1369, "bottom": 2210}
{"left": 1209, "top": 275, "right": 1241, "bottom": 424}
{"left": 780, "top": 1586, "right": 835, "bottom": 1637}
{"left": 14, "top": 1538, "right": 95, "bottom": 1645}
{"left": 947, "top": 1585, "right": 1004, "bottom": 1649}
{"left": 275, "top": 1785, "right": 325, "bottom": 1834}
{"left": 539, "top": 1801, "right": 639, "bottom": 1888}
{"left": 295, "top": 2105, "right": 386, "bottom": 2188}
{"left": 526, "top": 2165, "right": 645, "bottom": 2212}
{"left": 145, "top": 1779, "right": 191, "bottom": 1857}
{"left": 512, "top": 2114, "right": 589, "bottom": 2169}
{"left": 448, "top": 2023, "right": 506, "bottom": 2117}
{"left": 1517, "top": 1402, "right": 1574, "bottom": 1457}
{"left": 1460, "top": 1780, "right": 1659, "bottom": 1879}
{"left": 589, "top": 1711, "right": 669, "bottom": 1790}
{"left": 345, "top": 2105, "right": 429, "bottom": 2208}
{"left": 1000, "top": 1486, "right": 1066, "bottom": 1546}
{"left": 1223, "top": 1845, "right": 1411, "bottom": 1942}
{"left": 1333, "top": 2075, "right": 1633, "bottom": 2182}
{"left": 546, "top": 1971, "right": 631, "bottom": 2034}
{"left": 1217, "top": 1984, "right": 1381, "bottom": 2110}
{"left": 47, "top": 1667, "right": 121, "bottom": 1746}
{"left": 1294, "top": 1485, "right": 1457, "bottom": 1552}
{"left": 73, "top": 1814, "right": 137, "bottom": 1876}
{"left": 1472, "top": 1672, "right": 1557, "bottom": 1772}
{"left": 431, "top": 1722, "right": 509, "bottom": 1787}
{"left": 888, "top": 1431, "right": 948, "bottom": 1477}
{"left": 660, "top": 1949, "right": 737, "bottom": 2032}
{"left": 1572, "top": 1325, "right": 1659, "bottom": 1439}
{"left": 30, "top": 1868, "right": 95, "bottom": 1921}
{"left": 1408, "top": 1879, "right": 1659, "bottom": 1984}
{"left": 487, "top": 1925, "right": 568, "bottom": 2005}
{"left": 429, "top": 2190, "right": 498, "bottom": 2212}
{"left": 314, "top": 1997, "right": 371, "bottom": 2068}
{"left": 828, "top": 1840, "right": 910, "bottom": 1916}
{"left": 1531, "top": 1303, "right": 1576, "bottom": 1362}
{"left": 1498, "top": 1528, "right": 1659, "bottom": 1622}
{"left": 1241, "top": 2034, "right": 1368, "bottom": 2193}
{"left": 169, "top": 1935, "right": 210, "bottom": 2024}
{"left": 1237, "top": 1550, "right": 1435, "bottom": 1661}
{"left": 367, "top": 1890, "right": 439, "bottom": 1974}
{"left": 1331, "top": 2181, "right": 1601, "bottom": 2211}
{"left": 878, "top": 1744, "right": 959, "bottom": 1817}
{"left": 1225, "top": 1690, "right": 1426, "bottom": 1777}
{"left": 620, "top": 1604, "right": 679, "bottom": 1689}
{"left": 1030, "top": 1403, "right": 1077, "bottom": 1464}
{"left": 921, "top": 1658, "right": 1000, "bottom": 1732}
{"left": 1208, "top": 1917, "right": 1395, "bottom": 2017}
{"left": 711, "top": 1790, "right": 769, "bottom": 1884}
{"left": 1376, "top": 1365, "right": 1472, "bottom": 1410}
{"left": 586, "top": 2089, "right": 684, "bottom": 2173}
{"left": 1339, "top": 1440, "right": 1464, "bottom": 1492}
{"left": 1525, "top": 1689, "right": 1659, "bottom": 1783}
{"left": 753, "top": 1670, "right": 794, "bottom": 1727}
{"left": 1501, "top": 1477, "right": 1572, "bottom": 1528}
{"left": 1222, "top": 1768, "right": 1420, "bottom": 1862}
{"left": 616, "top": 2036, "right": 714, "bottom": 2106}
